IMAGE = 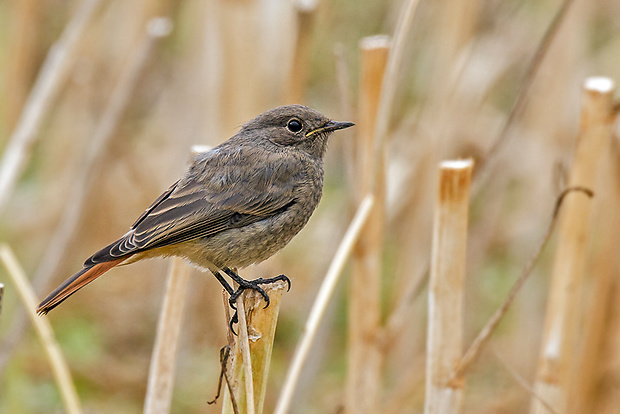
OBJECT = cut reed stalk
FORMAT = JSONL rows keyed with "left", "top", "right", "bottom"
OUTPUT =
{"left": 0, "top": 0, "right": 102, "bottom": 213}
{"left": 143, "top": 257, "right": 192, "bottom": 414}
{"left": 424, "top": 159, "right": 473, "bottom": 414}
{"left": 0, "top": 244, "right": 82, "bottom": 414}
{"left": 346, "top": 35, "right": 390, "bottom": 414}
{"left": 531, "top": 77, "right": 617, "bottom": 414}
{"left": 222, "top": 280, "right": 288, "bottom": 414}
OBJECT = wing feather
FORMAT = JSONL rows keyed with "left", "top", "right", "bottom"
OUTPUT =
{"left": 85, "top": 146, "right": 303, "bottom": 266}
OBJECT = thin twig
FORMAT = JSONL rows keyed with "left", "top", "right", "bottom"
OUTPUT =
{"left": 0, "top": 244, "right": 82, "bottom": 414}
{"left": 236, "top": 294, "right": 256, "bottom": 414}
{"left": 380, "top": 0, "right": 579, "bottom": 341}
{"left": 274, "top": 195, "right": 374, "bottom": 414}
{"left": 208, "top": 345, "right": 231, "bottom": 405}
{"left": 492, "top": 349, "right": 559, "bottom": 414}
{"left": 0, "top": 0, "right": 102, "bottom": 213}
{"left": 453, "top": 187, "right": 593, "bottom": 379}
{"left": 0, "top": 17, "right": 172, "bottom": 377}
{"left": 473, "top": 0, "right": 577, "bottom": 190}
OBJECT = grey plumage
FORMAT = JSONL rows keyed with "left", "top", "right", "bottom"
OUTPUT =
{"left": 37, "top": 104, "right": 354, "bottom": 315}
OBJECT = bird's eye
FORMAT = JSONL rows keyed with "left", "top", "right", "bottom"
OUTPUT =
{"left": 286, "top": 118, "right": 303, "bottom": 133}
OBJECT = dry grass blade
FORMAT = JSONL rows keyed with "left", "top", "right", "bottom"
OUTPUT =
{"left": 454, "top": 187, "right": 592, "bottom": 379}
{"left": 492, "top": 350, "right": 559, "bottom": 414}
{"left": 473, "top": 0, "right": 577, "bottom": 190}
{"left": 0, "top": 244, "right": 82, "bottom": 414}
{"left": 275, "top": 195, "right": 374, "bottom": 414}
{"left": 143, "top": 257, "right": 191, "bottom": 414}
{"left": 370, "top": 0, "right": 421, "bottom": 191}
{"left": 0, "top": 0, "right": 102, "bottom": 213}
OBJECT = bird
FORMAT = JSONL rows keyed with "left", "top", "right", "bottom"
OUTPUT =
{"left": 37, "top": 104, "right": 354, "bottom": 318}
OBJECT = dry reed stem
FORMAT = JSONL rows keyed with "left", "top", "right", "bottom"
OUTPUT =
{"left": 572, "top": 142, "right": 620, "bottom": 412}
{"left": 274, "top": 195, "right": 374, "bottom": 414}
{"left": 531, "top": 77, "right": 617, "bottom": 414}
{"left": 370, "top": 0, "right": 421, "bottom": 192}
{"left": 0, "top": 0, "right": 102, "bottom": 213}
{"left": 0, "top": 17, "right": 172, "bottom": 377}
{"left": 236, "top": 295, "right": 256, "bottom": 414}
{"left": 286, "top": 0, "right": 317, "bottom": 104}
{"left": 0, "top": 244, "right": 82, "bottom": 414}
{"left": 0, "top": 283, "right": 4, "bottom": 317}
{"left": 424, "top": 159, "right": 473, "bottom": 414}
{"left": 223, "top": 281, "right": 287, "bottom": 414}
{"left": 347, "top": 36, "right": 390, "bottom": 414}
{"left": 143, "top": 257, "right": 192, "bottom": 414}
{"left": 454, "top": 187, "right": 591, "bottom": 380}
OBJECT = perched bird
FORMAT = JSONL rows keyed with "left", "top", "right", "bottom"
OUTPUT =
{"left": 37, "top": 104, "right": 354, "bottom": 317}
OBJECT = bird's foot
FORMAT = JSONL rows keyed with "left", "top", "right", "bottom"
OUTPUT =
{"left": 223, "top": 268, "right": 291, "bottom": 310}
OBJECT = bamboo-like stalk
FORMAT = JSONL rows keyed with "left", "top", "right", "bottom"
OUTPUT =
{"left": 346, "top": 36, "right": 390, "bottom": 414}
{"left": 285, "top": 0, "right": 317, "bottom": 104}
{"left": 274, "top": 195, "right": 374, "bottom": 414}
{"left": 143, "top": 257, "right": 192, "bottom": 414}
{"left": 0, "top": 0, "right": 102, "bottom": 213}
{"left": 573, "top": 124, "right": 620, "bottom": 412}
{"left": 0, "top": 17, "right": 173, "bottom": 377}
{"left": 222, "top": 280, "right": 288, "bottom": 414}
{"left": 531, "top": 77, "right": 616, "bottom": 414}
{"left": 424, "top": 159, "right": 473, "bottom": 414}
{"left": 0, "top": 244, "right": 82, "bottom": 414}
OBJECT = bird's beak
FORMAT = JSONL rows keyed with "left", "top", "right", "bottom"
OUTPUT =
{"left": 306, "top": 120, "right": 355, "bottom": 137}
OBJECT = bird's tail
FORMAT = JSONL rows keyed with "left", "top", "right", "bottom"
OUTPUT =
{"left": 37, "top": 257, "right": 127, "bottom": 315}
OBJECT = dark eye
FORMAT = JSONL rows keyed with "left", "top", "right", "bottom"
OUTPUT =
{"left": 287, "top": 118, "right": 303, "bottom": 133}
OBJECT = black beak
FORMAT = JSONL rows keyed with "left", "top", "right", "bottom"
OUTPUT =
{"left": 323, "top": 120, "right": 355, "bottom": 132}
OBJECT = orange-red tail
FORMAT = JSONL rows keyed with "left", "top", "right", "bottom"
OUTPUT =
{"left": 37, "top": 257, "right": 127, "bottom": 315}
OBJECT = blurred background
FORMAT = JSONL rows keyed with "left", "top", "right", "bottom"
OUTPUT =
{"left": 0, "top": 0, "right": 619, "bottom": 413}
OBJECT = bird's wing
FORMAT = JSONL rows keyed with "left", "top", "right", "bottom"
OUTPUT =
{"left": 85, "top": 149, "right": 302, "bottom": 266}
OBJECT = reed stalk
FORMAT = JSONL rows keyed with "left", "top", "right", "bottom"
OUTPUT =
{"left": 143, "top": 257, "right": 192, "bottom": 414}
{"left": 531, "top": 77, "right": 616, "bottom": 414}
{"left": 424, "top": 159, "right": 473, "bottom": 414}
{"left": 222, "top": 280, "right": 288, "bottom": 414}
{"left": 346, "top": 35, "right": 390, "bottom": 414}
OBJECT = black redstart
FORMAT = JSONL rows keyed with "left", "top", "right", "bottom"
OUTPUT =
{"left": 37, "top": 104, "right": 354, "bottom": 317}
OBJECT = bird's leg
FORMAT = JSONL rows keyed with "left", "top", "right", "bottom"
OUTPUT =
{"left": 210, "top": 269, "right": 235, "bottom": 295}
{"left": 210, "top": 269, "right": 240, "bottom": 333}
{"left": 223, "top": 267, "right": 291, "bottom": 310}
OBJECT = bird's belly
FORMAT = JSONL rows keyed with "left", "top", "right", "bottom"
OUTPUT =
{"left": 174, "top": 202, "right": 316, "bottom": 270}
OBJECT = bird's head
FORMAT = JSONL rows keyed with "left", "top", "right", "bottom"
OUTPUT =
{"left": 241, "top": 105, "right": 354, "bottom": 159}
